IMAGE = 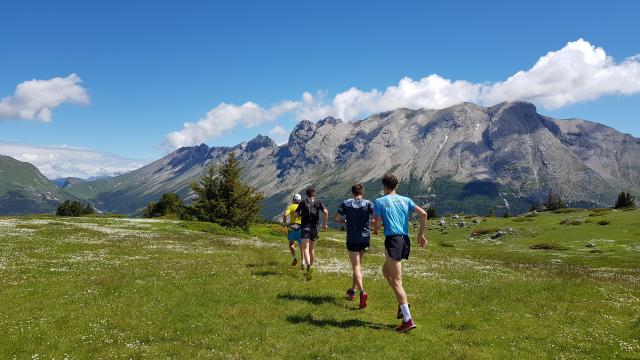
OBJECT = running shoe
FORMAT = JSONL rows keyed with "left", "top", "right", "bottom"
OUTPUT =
{"left": 346, "top": 289, "right": 356, "bottom": 301}
{"left": 358, "top": 292, "right": 368, "bottom": 309}
{"left": 291, "top": 258, "right": 298, "bottom": 267}
{"left": 305, "top": 266, "right": 313, "bottom": 281}
{"left": 395, "top": 318, "right": 416, "bottom": 333}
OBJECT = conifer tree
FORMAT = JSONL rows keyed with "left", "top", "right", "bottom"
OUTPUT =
{"left": 190, "top": 153, "right": 263, "bottom": 229}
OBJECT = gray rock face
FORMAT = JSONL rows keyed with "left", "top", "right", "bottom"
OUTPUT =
{"left": 66, "top": 101, "right": 640, "bottom": 217}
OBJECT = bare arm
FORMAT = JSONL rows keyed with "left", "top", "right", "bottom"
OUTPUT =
{"left": 414, "top": 206, "right": 428, "bottom": 248}
{"left": 373, "top": 215, "right": 382, "bottom": 235}
{"left": 282, "top": 212, "right": 288, "bottom": 224}
{"left": 322, "top": 208, "right": 329, "bottom": 229}
{"left": 334, "top": 212, "right": 346, "bottom": 224}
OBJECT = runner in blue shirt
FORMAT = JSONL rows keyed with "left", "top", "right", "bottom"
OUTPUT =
{"left": 334, "top": 183, "right": 374, "bottom": 309}
{"left": 373, "top": 174, "right": 428, "bottom": 333}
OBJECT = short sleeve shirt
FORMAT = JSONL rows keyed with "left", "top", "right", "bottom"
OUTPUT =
{"left": 337, "top": 198, "right": 374, "bottom": 244}
{"left": 295, "top": 198, "right": 326, "bottom": 228}
{"left": 285, "top": 203, "right": 301, "bottom": 225}
{"left": 373, "top": 195, "right": 416, "bottom": 236}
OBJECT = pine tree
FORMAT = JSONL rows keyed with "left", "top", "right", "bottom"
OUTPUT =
{"left": 544, "top": 191, "right": 565, "bottom": 211}
{"left": 190, "top": 154, "right": 263, "bottom": 229}
{"left": 615, "top": 191, "right": 636, "bottom": 209}
{"left": 191, "top": 163, "right": 223, "bottom": 223}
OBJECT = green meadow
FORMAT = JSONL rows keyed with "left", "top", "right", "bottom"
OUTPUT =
{"left": 1, "top": 209, "right": 639, "bottom": 359}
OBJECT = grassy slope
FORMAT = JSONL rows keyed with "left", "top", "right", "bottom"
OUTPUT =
{"left": 0, "top": 210, "right": 638, "bottom": 359}
{"left": 0, "top": 155, "right": 75, "bottom": 214}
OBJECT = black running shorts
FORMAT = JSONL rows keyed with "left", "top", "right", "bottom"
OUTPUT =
{"left": 301, "top": 226, "right": 319, "bottom": 241}
{"left": 384, "top": 235, "right": 410, "bottom": 261}
{"left": 346, "top": 241, "right": 370, "bottom": 252}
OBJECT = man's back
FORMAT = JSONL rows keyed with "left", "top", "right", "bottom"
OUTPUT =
{"left": 297, "top": 198, "right": 326, "bottom": 228}
{"left": 374, "top": 194, "right": 416, "bottom": 236}
{"left": 339, "top": 198, "right": 373, "bottom": 243}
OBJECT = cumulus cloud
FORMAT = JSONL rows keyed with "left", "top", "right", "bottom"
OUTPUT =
{"left": 0, "top": 142, "right": 146, "bottom": 179}
{"left": 268, "top": 125, "right": 290, "bottom": 145}
{"left": 0, "top": 74, "right": 89, "bottom": 122}
{"left": 164, "top": 39, "right": 640, "bottom": 149}
{"left": 164, "top": 101, "right": 298, "bottom": 148}
{"left": 481, "top": 39, "right": 640, "bottom": 108}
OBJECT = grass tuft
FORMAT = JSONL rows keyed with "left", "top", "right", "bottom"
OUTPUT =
{"left": 471, "top": 227, "right": 499, "bottom": 236}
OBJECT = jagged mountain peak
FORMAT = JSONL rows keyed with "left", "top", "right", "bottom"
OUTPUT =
{"left": 244, "top": 135, "right": 277, "bottom": 152}
{"left": 59, "top": 102, "right": 639, "bottom": 218}
{"left": 317, "top": 116, "right": 342, "bottom": 127}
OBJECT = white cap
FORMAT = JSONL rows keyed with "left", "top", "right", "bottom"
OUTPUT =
{"left": 293, "top": 193, "right": 302, "bottom": 201}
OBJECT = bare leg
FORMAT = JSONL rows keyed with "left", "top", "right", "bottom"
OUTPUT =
{"left": 309, "top": 240, "right": 316, "bottom": 266}
{"left": 384, "top": 254, "right": 408, "bottom": 305}
{"left": 301, "top": 239, "right": 311, "bottom": 267}
{"left": 288, "top": 241, "right": 296, "bottom": 257}
{"left": 348, "top": 251, "right": 364, "bottom": 292}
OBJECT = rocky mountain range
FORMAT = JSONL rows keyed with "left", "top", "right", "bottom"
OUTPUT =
{"left": 55, "top": 101, "right": 639, "bottom": 218}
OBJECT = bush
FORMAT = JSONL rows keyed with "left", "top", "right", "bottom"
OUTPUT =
{"left": 528, "top": 202, "right": 543, "bottom": 212}
{"left": 143, "top": 192, "right": 185, "bottom": 218}
{"left": 56, "top": 200, "right": 95, "bottom": 217}
{"left": 544, "top": 191, "right": 566, "bottom": 211}
{"left": 597, "top": 220, "right": 610, "bottom": 225}
{"left": 614, "top": 191, "right": 636, "bottom": 209}
{"left": 426, "top": 205, "right": 436, "bottom": 219}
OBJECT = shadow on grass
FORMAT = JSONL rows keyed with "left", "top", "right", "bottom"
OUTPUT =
{"left": 250, "top": 270, "right": 281, "bottom": 276}
{"left": 286, "top": 314, "right": 393, "bottom": 330}
{"left": 246, "top": 260, "right": 280, "bottom": 268}
{"left": 277, "top": 292, "right": 337, "bottom": 305}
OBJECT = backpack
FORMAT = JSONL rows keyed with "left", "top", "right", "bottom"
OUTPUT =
{"left": 301, "top": 198, "right": 320, "bottom": 225}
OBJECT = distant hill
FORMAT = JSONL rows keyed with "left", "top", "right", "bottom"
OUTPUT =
{"left": 51, "top": 177, "right": 87, "bottom": 189}
{"left": 0, "top": 155, "right": 76, "bottom": 215}
{"left": 64, "top": 101, "right": 640, "bottom": 218}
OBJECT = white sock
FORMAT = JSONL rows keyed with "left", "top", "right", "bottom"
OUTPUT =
{"left": 400, "top": 303, "right": 411, "bottom": 322}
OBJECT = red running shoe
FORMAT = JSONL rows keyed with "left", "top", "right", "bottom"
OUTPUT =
{"left": 359, "top": 292, "right": 368, "bottom": 309}
{"left": 346, "top": 288, "right": 356, "bottom": 301}
{"left": 395, "top": 318, "right": 416, "bottom": 333}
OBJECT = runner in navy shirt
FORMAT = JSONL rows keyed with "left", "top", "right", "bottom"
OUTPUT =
{"left": 334, "top": 183, "right": 374, "bottom": 309}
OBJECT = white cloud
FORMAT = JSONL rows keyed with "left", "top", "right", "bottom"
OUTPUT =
{"left": 0, "top": 142, "right": 146, "bottom": 179}
{"left": 164, "top": 101, "right": 297, "bottom": 148}
{"left": 268, "top": 125, "right": 290, "bottom": 145}
{"left": 164, "top": 39, "right": 640, "bottom": 149}
{"left": 481, "top": 39, "right": 640, "bottom": 108}
{"left": 0, "top": 74, "right": 89, "bottom": 122}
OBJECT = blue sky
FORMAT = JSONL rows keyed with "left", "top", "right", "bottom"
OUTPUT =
{"left": 0, "top": 0, "right": 639, "bottom": 178}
